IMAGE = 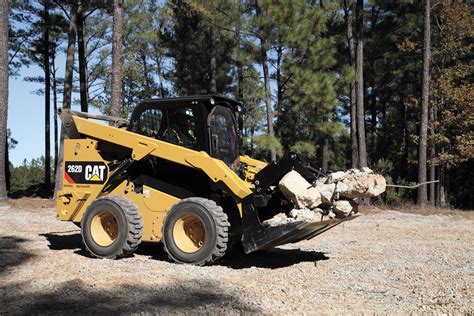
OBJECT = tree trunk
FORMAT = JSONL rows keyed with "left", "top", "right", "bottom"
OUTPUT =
{"left": 355, "top": 0, "right": 367, "bottom": 168}
{"left": 52, "top": 50, "right": 58, "bottom": 177}
{"left": 159, "top": 76, "right": 165, "bottom": 98}
{"left": 344, "top": 0, "right": 358, "bottom": 168}
{"left": 429, "top": 105, "right": 436, "bottom": 206}
{"left": 276, "top": 42, "right": 282, "bottom": 116}
{"left": 77, "top": 1, "right": 89, "bottom": 113}
{"left": 63, "top": 3, "right": 78, "bottom": 110}
{"left": 209, "top": 25, "right": 217, "bottom": 94}
{"left": 43, "top": 0, "right": 51, "bottom": 193}
{"left": 417, "top": 0, "right": 431, "bottom": 206}
{"left": 437, "top": 163, "right": 447, "bottom": 207}
{"left": 5, "top": 138, "right": 9, "bottom": 193}
{"left": 54, "top": 3, "right": 78, "bottom": 195}
{"left": 256, "top": 1, "right": 276, "bottom": 161}
{"left": 322, "top": 138, "right": 329, "bottom": 173}
{"left": 110, "top": 0, "right": 124, "bottom": 117}
{"left": 369, "top": 6, "right": 378, "bottom": 155}
{"left": 142, "top": 53, "right": 150, "bottom": 95}
{"left": 0, "top": 0, "right": 9, "bottom": 200}
{"left": 260, "top": 40, "right": 276, "bottom": 161}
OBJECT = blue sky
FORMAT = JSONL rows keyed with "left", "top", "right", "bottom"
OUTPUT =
{"left": 7, "top": 54, "right": 100, "bottom": 166}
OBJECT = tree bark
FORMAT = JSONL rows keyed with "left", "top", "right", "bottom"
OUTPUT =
{"left": 63, "top": 3, "right": 78, "bottom": 110}
{"left": 276, "top": 42, "right": 283, "bottom": 122}
{"left": 209, "top": 25, "right": 217, "bottom": 94}
{"left": 5, "top": 138, "right": 9, "bottom": 193}
{"left": 429, "top": 105, "right": 436, "bottom": 206}
{"left": 344, "top": 0, "right": 358, "bottom": 168}
{"left": 417, "top": 0, "right": 431, "bottom": 206}
{"left": 0, "top": 0, "right": 9, "bottom": 200}
{"left": 54, "top": 3, "right": 78, "bottom": 195}
{"left": 51, "top": 50, "right": 58, "bottom": 177}
{"left": 43, "top": 0, "right": 51, "bottom": 193}
{"left": 110, "top": 0, "right": 124, "bottom": 117}
{"left": 355, "top": 0, "right": 367, "bottom": 168}
{"left": 256, "top": 1, "right": 276, "bottom": 161}
{"left": 437, "top": 163, "right": 447, "bottom": 207}
{"left": 322, "top": 138, "right": 329, "bottom": 173}
{"left": 77, "top": 1, "right": 89, "bottom": 113}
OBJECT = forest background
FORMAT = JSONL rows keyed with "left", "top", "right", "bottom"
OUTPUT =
{"left": 0, "top": 0, "right": 472, "bottom": 209}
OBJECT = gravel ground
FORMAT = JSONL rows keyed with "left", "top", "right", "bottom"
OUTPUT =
{"left": 1, "top": 199, "right": 473, "bottom": 314}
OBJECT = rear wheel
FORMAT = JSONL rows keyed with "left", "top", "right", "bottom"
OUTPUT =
{"left": 81, "top": 196, "right": 143, "bottom": 259}
{"left": 162, "top": 197, "right": 230, "bottom": 265}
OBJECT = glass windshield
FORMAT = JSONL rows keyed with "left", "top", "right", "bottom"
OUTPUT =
{"left": 133, "top": 106, "right": 199, "bottom": 150}
{"left": 208, "top": 106, "right": 239, "bottom": 167}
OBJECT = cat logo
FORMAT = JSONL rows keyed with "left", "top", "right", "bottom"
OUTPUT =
{"left": 64, "top": 162, "right": 108, "bottom": 185}
{"left": 85, "top": 165, "right": 106, "bottom": 182}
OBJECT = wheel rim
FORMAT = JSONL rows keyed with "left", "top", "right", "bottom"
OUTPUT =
{"left": 172, "top": 213, "right": 205, "bottom": 253}
{"left": 90, "top": 210, "right": 118, "bottom": 247}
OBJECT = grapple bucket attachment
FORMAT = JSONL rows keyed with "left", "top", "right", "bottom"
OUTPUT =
{"left": 242, "top": 200, "right": 359, "bottom": 254}
{"left": 241, "top": 156, "right": 359, "bottom": 254}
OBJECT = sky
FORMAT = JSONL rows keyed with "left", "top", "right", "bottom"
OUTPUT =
{"left": 7, "top": 54, "right": 100, "bottom": 167}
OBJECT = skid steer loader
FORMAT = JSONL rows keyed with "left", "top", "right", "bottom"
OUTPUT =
{"left": 56, "top": 95, "right": 357, "bottom": 265}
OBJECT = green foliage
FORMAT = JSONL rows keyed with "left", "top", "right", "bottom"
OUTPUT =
{"left": 372, "top": 158, "right": 413, "bottom": 206}
{"left": 290, "top": 141, "right": 317, "bottom": 159}
{"left": 9, "top": 157, "right": 50, "bottom": 193}
{"left": 163, "top": 0, "right": 234, "bottom": 95}
{"left": 253, "top": 134, "right": 283, "bottom": 159}
{"left": 430, "top": 0, "right": 473, "bottom": 166}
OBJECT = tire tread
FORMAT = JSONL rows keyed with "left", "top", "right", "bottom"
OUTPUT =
{"left": 162, "top": 197, "right": 230, "bottom": 266}
{"left": 82, "top": 195, "right": 144, "bottom": 259}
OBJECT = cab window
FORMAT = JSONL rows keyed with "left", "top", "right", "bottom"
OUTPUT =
{"left": 208, "top": 106, "right": 239, "bottom": 166}
{"left": 134, "top": 106, "right": 199, "bottom": 150}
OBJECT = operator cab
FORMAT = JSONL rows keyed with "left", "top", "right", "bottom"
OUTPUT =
{"left": 128, "top": 95, "right": 242, "bottom": 172}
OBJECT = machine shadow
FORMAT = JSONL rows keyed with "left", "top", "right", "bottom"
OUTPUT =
{"left": 41, "top": 232, "right": 329, "bottom": 269}
{"left": 41, "top": 231, "right": 82, "bottom": 250}
{"left": 0, "top": 278, "right": 259, "bottom": 314}
{"left": 220, "top": 246, "right": 329, "bottom": 269}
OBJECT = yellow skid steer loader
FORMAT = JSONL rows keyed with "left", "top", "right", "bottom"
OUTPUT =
{"left": 56, "top": 95, "right": 356, "bottom": 265}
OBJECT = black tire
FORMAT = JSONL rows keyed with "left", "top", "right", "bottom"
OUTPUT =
{"left": 81, "top": 196, "right": 143, "bottom": 259}
{"left": 162, "top": 197, "right": 230, "bottom": 266}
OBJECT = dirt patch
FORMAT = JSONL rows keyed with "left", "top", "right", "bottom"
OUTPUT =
{"left": 0, "top": 204, "right": 473, "bottom": 314}
{"left": 6, "top": 197, "right": 54, "bottom": 211}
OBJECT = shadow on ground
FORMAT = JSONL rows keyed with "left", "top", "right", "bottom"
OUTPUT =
{"left": 0, "top": 278, "right": 259, "bottom": 314}
{"left": 42, "top": 231, "right": 329, "bottom": 269}
{"left": 0, "top": 235, "right": 36, "bottom": 277}
{"left": 221, "top": 246, "right": 329, "bottom": 269}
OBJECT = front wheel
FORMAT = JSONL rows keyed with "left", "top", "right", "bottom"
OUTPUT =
{"left": 81, "top": 196, "right": 143, "bottom": 259}
{"left": 162, "top": 197, "right": 230, "bottom": 265}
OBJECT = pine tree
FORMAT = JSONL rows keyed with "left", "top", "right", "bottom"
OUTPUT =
{"left": 110, "top": 0, "right": 124, "bottom": 117}
{"left": 430, "top": 0, "right": 473, "bottom": 207}
{"left": 343, "top": 0, "right": 358, "bottom": 169}
{"left": 55, "top": 2, "right": 78, "bottom": 195}
{"left": 163, "top": 0, "right": 233, "bottom": 96}
{"left": 0, "top": 0, "right": 9, "bottom": 200}
{"left": 355, "top": 0, "right": 367, "bottom": 168}
{"left": 417, "top": 0, "right": 431, "bottom": 206}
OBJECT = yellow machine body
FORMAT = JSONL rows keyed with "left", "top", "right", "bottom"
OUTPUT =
{"left": 56, "top": 116, "right": 263, "bottom": 243}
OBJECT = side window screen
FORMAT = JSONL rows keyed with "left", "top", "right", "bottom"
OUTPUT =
{"left": 137, "top": 109, "right": 163, "bottom": 138}
{"left": 135, "top": 106, "right": 199, "bottom": 150}
{"left": 209, "top": 106, "right": 238, "bottom": 166}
